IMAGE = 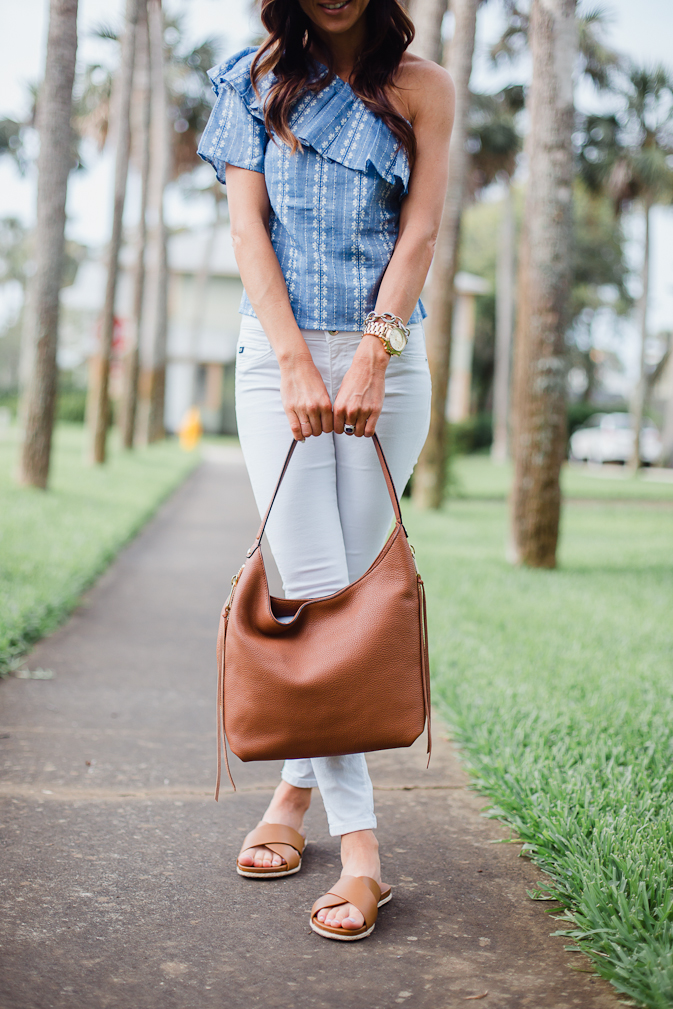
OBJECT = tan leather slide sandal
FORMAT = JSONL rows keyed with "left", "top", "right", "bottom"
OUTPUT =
{"left": 236, "top": 823, "right": 307, "bottom": 879}
{"left": 310, "top": 875, "right": 392, "bottom": 941}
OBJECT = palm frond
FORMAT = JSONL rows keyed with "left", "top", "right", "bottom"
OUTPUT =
{"left": 90, "top": 21, "right": 119, "bottom": 43}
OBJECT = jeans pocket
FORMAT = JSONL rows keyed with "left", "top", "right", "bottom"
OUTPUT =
{"left": 235, "top": 339, "right": 276, "bottom": 373}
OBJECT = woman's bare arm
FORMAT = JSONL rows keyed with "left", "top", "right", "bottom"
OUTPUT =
{"left": 333, "top": 60, "right": 455, "bottom": 437}
{"left": 375, "top": 61, "right": 455, "bottom": 322}
{"left": 226, "top": 165, "right": 333, "bottom": 440}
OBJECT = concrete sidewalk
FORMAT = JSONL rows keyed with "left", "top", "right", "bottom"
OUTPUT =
{"left": 0, "top": 448, "right": 621, "bottom": 1009}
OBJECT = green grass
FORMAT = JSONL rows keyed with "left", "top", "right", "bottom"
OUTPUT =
{"left": 406, "top": 457, "right": 673, "bottom": 1008}
{"left": 450, "top": 452, "right": 673, "bottom": 502}
{"left": 0, "top": 423, "right": 198, "bottom": 675}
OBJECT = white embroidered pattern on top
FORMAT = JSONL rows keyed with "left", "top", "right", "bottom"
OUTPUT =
{"left": 197, "top": 48, "right": 424, "bottom": 331}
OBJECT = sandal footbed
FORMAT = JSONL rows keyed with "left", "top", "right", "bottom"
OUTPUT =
{"left": 236, "top": 859, "right": 302, "bottom": 878}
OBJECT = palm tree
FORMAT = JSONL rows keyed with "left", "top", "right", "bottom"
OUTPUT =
{"left": 138, "top": 10, "right": 222, "bottom": 443}
{"left": 465, "top": 86, "right": 523, "bottom": 462}
{"left": 135, "top": 0, "right": 169, "bottom": 444}
{"left": 412, "top": 0, "right": 481, "bottom": 509}
{"left": 76, "top": 10, "right": 220, "bottom": 447}
{"left": 491, "top": 2, "right": 621, "bottom": 89}
{"left": 86, "top": 0, "right": 140, "bottom": 465}
{"left": 119, "top": 0, "right": 151, "bottom": 450}
{"left": 579, "top": 68, "right": 673, "bottom": 469}
{"left": 488, "top": 4, "right": 620, "bottom": 469}
{"left": 662, "top": 368, "right": 673, "bottom": 468}
{"left": 19, "top": 0, "right": 79, "bottom": 489}
{"left": 0, "top": 120, "right": 27, "bottom": 172}
{"left": 491, "top": 180, "right": 515, "bottom": 461}
{"left": 0, "top": 219, "right": 30, "bottom": 394}
{"left": 407, "top": 0, "right": 448, "bottom": 64}
{"left": 509, "top": 0, "right": 577, "bottom": 568}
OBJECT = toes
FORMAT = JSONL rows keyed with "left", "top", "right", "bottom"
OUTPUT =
{"left": 340, "top": 903, "right": 364, "bottom": 929}
{"left": 255, "top": 847, "right": 274, "bottom": 868}
{"left": 241, "top": 846, "right": 286, "bottom": 869}
{"left": 238, "top": 847, "right": 255, "bottom": 867}
{"left": 322, "top": 903, "right": 364, "bottom": 930}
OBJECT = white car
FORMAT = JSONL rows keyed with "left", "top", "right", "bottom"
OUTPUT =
{"left": 569, "top": 413, "right": 662, "bottom": 465}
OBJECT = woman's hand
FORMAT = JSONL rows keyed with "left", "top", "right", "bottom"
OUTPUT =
{"left": 280, "top": 353, "right": 334, "bottom": 441}
{"left": 333, "top": 335, "right": 390, "bottom": 437}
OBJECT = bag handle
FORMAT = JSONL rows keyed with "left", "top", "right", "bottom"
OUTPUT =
{"left": 247, "top": 433, "right": 404, "bottom": 558}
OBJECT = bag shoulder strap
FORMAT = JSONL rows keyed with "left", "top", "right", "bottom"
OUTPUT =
{"left": 247, "top": 434, "right": 404, "bottom": 558}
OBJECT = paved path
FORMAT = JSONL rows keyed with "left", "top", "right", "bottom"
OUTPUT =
{"left": 0, "top": 448, "right": 621, "bottom": 1009}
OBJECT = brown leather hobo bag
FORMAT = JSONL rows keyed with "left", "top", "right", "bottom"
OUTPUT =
{"left": 215, "top": 434, "right": 431, "bottom": 797}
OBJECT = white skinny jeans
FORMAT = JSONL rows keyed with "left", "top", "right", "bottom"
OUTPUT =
{"left": 235, "top": 316, "right": 431, "bottom": 835}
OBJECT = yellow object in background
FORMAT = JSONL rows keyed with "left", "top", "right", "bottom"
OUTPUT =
{"left": 178, "top": 407, "right": 203, "bottom": 451}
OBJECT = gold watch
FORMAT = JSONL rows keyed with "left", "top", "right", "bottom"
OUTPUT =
{"left": 363, "top": 312, "right": 410, "bottom": 356}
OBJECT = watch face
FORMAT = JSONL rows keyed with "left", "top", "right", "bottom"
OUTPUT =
{"left": 388, "top": 326, "right": 407, "bottom": 352}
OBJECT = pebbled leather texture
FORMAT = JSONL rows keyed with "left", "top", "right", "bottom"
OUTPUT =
{"left": 215, "top": 434, "right": 431, "bottom": 796}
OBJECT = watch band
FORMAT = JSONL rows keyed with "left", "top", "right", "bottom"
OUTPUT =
{"left": 364, "top": 319, "right": 394, "bottom": 339}
{"left": 363, "top": 312, "right": 410, "bottom": 356}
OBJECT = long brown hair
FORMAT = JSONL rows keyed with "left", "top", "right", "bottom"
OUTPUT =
{"left": 250, "top": 0, "right": 416, "bottom": 162}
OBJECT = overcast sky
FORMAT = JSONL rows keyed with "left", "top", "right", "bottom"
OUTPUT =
{"left": 1, "top": 0, "right": 672, "bottom": 340}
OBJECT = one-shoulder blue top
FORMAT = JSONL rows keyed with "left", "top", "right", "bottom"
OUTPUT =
{"left": 197, "top": 47, "right": 425, "bottom": 332}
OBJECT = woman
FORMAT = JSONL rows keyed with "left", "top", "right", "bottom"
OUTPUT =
{"left": 198, "top": 0, "right": 453, "bottom": 940}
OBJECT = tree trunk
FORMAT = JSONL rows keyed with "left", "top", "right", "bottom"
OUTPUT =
{"left": 662, "top": 350, "right": 673, "bottom": 468}
{"left": 408, "top": 0, "right": 449, "bottom": 64}
{"left": 628, "top": 200, "right": 650, "bottom": 472}
{"left": 119, "top": 0, "right": 151, "bottom": 450}
{"left": 491, "top": 179, "right": 515, "bottom": 462}
{"left": 86, "top": 0, "right": 139, "bottom": 464}
{"left": 136, "top": 0, "right": 169, "bottom": 445}
{"left": 412, "top": 0, "right": 479, "bottom": 509}
{"left": 18, "top": 0, "right": 79, "bottom": 489}
{"left": 509, "top": 0, "right": 577, "bottom": 568}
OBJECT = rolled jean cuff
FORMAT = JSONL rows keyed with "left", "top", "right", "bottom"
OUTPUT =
{"left": 326, "top": 815, "right": 377, "bottom": 838}
{"left": 281, "top": 767, "right": 318, "bottom": 789}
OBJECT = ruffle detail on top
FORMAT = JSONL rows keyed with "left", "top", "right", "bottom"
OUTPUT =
{"left": 208, "top": 47, "right": 266, "bottom": 120}
{"left": 208, "top": 47, "right": 411, "bottom": 194}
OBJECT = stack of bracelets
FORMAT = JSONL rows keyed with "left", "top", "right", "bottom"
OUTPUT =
{"left": 362, "top": 311, "right": 410, "bottom": 356}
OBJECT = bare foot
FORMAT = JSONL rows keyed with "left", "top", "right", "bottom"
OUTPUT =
{"left": 237, "top": 780, "right": 312, "bottom": 870}
{"left": 315, "top": 829, "right": 385, "bottom": 931}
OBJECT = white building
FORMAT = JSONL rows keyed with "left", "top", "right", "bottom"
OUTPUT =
{"left": 164, "top": 226, "right": 242, "bottom": 434}
{"left": 60, "top": 224, "right": 244, "bottom": 435}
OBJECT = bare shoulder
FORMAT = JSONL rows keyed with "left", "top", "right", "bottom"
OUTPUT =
{"left": 394, "top": 54, "right": 455, "bottom": 124}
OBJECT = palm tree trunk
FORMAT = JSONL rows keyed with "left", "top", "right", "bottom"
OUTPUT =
{"left": 509, "top": 0, "right": 577, "bottom": 568}
{"left": 491, "top": 179, "right": 515, "bottom": 462}
{"left": 661, "top": 337, "right": 673, "bottom": 468}
{"left": 136, "top": 0, "right": 169, "bottom": 445}
{"left": 119, "top": 0, "right": 150, "bottom": 450}
{"left": 408, "top": 0, "right": 449, "bottom": 64}
{"left": 628, "top": 200, "right": 651, "bottom": 472}
{"left": 86, "top": 0, "right": 140, "bottom": 464}
{"left": 412, "top": 0, "right": 479, "bottom": 509}
{"left": 19, "top": 0, "right": 79, "bottom": 489}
